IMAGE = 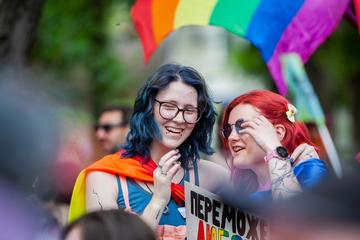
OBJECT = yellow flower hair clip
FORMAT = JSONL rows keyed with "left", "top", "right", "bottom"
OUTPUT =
{"left": 286, "top": 104, "right": 297, "bottom": 123}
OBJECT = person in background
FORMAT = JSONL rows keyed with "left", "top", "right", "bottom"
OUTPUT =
{"left": 95, "top": 106, "right": 132, "bottom": 154}
{"left": 62, "top": 209, "right": 156, "bottom": 240}
{"left": 220, "top": 90, "right": 328, "bottom": 200}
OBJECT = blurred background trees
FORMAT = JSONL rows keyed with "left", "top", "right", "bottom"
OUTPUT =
{"left": 0, "top": 0, "right": 44, "bottom": 68}
{"left": 30, "top": 0, "right": 138, "bottom": 112}
{"left": 1, "top": 0, "right": 359, "bottom": 163}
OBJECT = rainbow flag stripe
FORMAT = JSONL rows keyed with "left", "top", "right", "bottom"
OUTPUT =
{"left": 355, "top": 0, "right": 360, "bottom": 32}
{"left": 131, "top": 0, "right": 349, "bottom": 95}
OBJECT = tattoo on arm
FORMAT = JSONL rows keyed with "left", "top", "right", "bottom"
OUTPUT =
{"left": 92, "top": 189, "right": 103, "bottom": 210}
{"left": 270, "top": 160, "right": 301, "bottom": 200}
{"left": 155, "top": 210, "right": 161, "bottom": 220}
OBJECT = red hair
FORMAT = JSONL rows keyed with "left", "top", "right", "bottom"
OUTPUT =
{"left": 221, "top": 90, "right": 315, "bottom": 193}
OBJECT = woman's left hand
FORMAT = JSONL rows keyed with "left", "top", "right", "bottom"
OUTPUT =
{"left": 291, "top": 143, "right": 319, "bottom": 165}
{"left": 239, "top": 115, "right": 282, "bottom": 153}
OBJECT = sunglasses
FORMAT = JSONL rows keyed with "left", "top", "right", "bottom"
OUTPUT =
{"left": 221, "top": 119, "right": 244, "bottom": 139}
{"left": 94, "top": 124, "right": 122, "bottom": 133}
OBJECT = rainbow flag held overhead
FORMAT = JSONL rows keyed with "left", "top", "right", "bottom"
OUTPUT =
{"left": 131, "top": 0, "right": 350, "bottom": 95}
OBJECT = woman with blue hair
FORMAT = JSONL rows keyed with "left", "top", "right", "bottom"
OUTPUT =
{"left": 69, "top": 64, "right": 229, "bottom": 239}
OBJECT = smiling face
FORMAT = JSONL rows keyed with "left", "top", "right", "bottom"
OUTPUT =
{"left": 228, "top": 104, "right": 266, "bottom": 169}
{"left": 152, "top": 81, "right": 198, "bottom": 152}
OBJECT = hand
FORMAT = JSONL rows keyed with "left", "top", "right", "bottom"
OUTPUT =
{"left": 291, "top": 143, "right": 319, "bottom": 165}
{"left": 152, "top": 149, "right": 181, "bottom": 206}
{"left": 239, "top": 115, "right": 282, "bottom": 154}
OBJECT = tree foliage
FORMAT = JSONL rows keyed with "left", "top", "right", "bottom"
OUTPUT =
{"left": 31, "top": 0, "right": 136, "bottom": 112}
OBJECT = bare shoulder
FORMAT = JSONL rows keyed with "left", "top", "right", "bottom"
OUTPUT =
{"left": 86, "top": 171, "right": 117, "bottom": 183}
{"left": 86, "top": 171, "right": 118, "bottom": 193}
{"left": 196, "top": 159, "right": 230, "bottom": 191}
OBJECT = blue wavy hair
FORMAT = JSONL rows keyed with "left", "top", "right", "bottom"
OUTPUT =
{"left": 122, "top": 64, "right": 216, "bottom": 169}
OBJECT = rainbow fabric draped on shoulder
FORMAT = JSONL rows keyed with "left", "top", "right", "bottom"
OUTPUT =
{"left": 131, "top": 0, "right": 350, "bottom": 95}
{"left": 68, "top": 154, "right": 153, "bottom": 223}
{"left": 68, "top": 153, "right": 186, "bottom": 223}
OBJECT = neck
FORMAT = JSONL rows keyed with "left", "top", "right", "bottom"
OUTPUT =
{"left": 149, "top": 140, "right": 171, "bottom": 165}
{"left": 252, "top": 162, "right": 271, "bottom": 192}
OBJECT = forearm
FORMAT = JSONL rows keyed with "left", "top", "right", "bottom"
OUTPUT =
{"left": 268, "top": 159, "right": 302, "bottom": 200}
{"left": 141, "top": 197, "right": 167, "bottom": 230}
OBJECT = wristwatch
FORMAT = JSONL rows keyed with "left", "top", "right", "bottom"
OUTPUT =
{"left": 264, "top": 146, "right": 289, "bottom": 163}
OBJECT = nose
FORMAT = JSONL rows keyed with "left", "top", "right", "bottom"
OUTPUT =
{"left": 172, "top": 110, "right": 186, "bottom": 123}
{"left": 227, "top": 127, "right": 240, "bottom": 141}
{"left": 96, "top": 128, "right": 106, "bottom": 138}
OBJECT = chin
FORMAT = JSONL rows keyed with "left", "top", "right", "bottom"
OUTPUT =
{"left": 161, "top": 138, "right": 184, "bottom": 149}
{"left": 160, "top": 131, "right": 189, "bottom": 148}
{"left": 232, "top": 155, "right": 253, "bottom": 169}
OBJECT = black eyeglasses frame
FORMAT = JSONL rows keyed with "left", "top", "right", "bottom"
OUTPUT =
{"left": 154, "top": 99, "right": 202, "bottom": 124}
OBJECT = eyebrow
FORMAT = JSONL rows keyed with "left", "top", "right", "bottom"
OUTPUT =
{"left": 159, "top": 99, "right": 198, "bottom": 108}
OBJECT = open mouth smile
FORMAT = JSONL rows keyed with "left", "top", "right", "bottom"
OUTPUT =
{"left": 165, "top": 126, "right": 183, "bottom": 134}
{"left": 231, "top": 145, "right": 245, "bottom": 153}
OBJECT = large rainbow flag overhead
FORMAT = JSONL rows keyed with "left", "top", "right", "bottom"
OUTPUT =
{"left": 131, "top": 0, "right": 350, "bottom": 95}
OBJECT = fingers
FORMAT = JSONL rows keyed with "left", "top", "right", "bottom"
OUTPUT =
{"left": 156, "top": 149, "right": 181, "bottom": 178}
{"left": 291, "top": 143, "right": 319, "bottom": 164}
{"left": 302, "top": 144, "right": 319, "bottom": 159}
{"left": 236, "top": 126, "right": 255, "bottom": 137}
{"left": 291, "top": 143, "right": 307, "bottom": 160}
{"left": 252, "top": 116, "right": 263, "bottom": 126}
{"left": 161, "top": 154, "right": 181, "bottom": 175}
{"left": 240, "top": 116, "right": 272, "bottom": 130}
{"left": 234, "top": 119, "right": 259, "bottom": 140}
{"left": 166, "top": 162, "right": 181, "bottom": 179}
{"left": 240, "top": 120, "right": 257, "bottom": 130}
{"left": 158, "top": 149, "right": 179, "bottom": 168}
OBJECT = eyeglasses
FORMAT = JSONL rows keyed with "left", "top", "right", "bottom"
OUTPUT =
{"left": 154, "top": 99, "right": 202, "bottom": 124}
{"left": 94, "top": 123, "right": 122, "bottom": 133}
{"left": 221, "top": 119, "right": 244, "bottom": 139}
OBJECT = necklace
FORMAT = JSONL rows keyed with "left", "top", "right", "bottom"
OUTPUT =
{"left": 144, "top": 182, "right": 170, "bottom": 215}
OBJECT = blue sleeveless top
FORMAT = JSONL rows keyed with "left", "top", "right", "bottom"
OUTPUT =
{"left": 250, "top": 158, "right": 328, "bottom": 200}
{"left": 116, "top": 163, "right": 199, "bottom": 226}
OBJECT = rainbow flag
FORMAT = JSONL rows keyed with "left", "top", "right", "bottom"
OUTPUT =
{"left": 355, "top": 0, "right": 360, "bottom": 32}
{"left": 131, "top": 0, "right": 350, "bottom": 95}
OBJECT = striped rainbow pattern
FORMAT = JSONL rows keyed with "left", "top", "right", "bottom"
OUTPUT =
{"left": 131, "top": 0, "right": 350, "bottom": 95}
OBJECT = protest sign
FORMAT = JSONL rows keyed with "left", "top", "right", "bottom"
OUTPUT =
{"left": 185, "top": 182, "right": 269, "bottom": 240}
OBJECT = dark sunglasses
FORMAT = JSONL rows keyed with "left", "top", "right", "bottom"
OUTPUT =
{"left": 221, "top": 119, "right": 244, "bottom": 139}
{"left": 94, "top": 124, "right": 122, "bottom": 133}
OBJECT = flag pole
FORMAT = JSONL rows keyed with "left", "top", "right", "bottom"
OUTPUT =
{"left": 281, "top": 53, "right": 342, "bottom": 178}
{"left": 318, "top": 125, "right": 342, "bottom": 177}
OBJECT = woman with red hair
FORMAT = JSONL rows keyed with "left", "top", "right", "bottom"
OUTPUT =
{"left": 221, "top": 90, "right": 327, "bottom": 200}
